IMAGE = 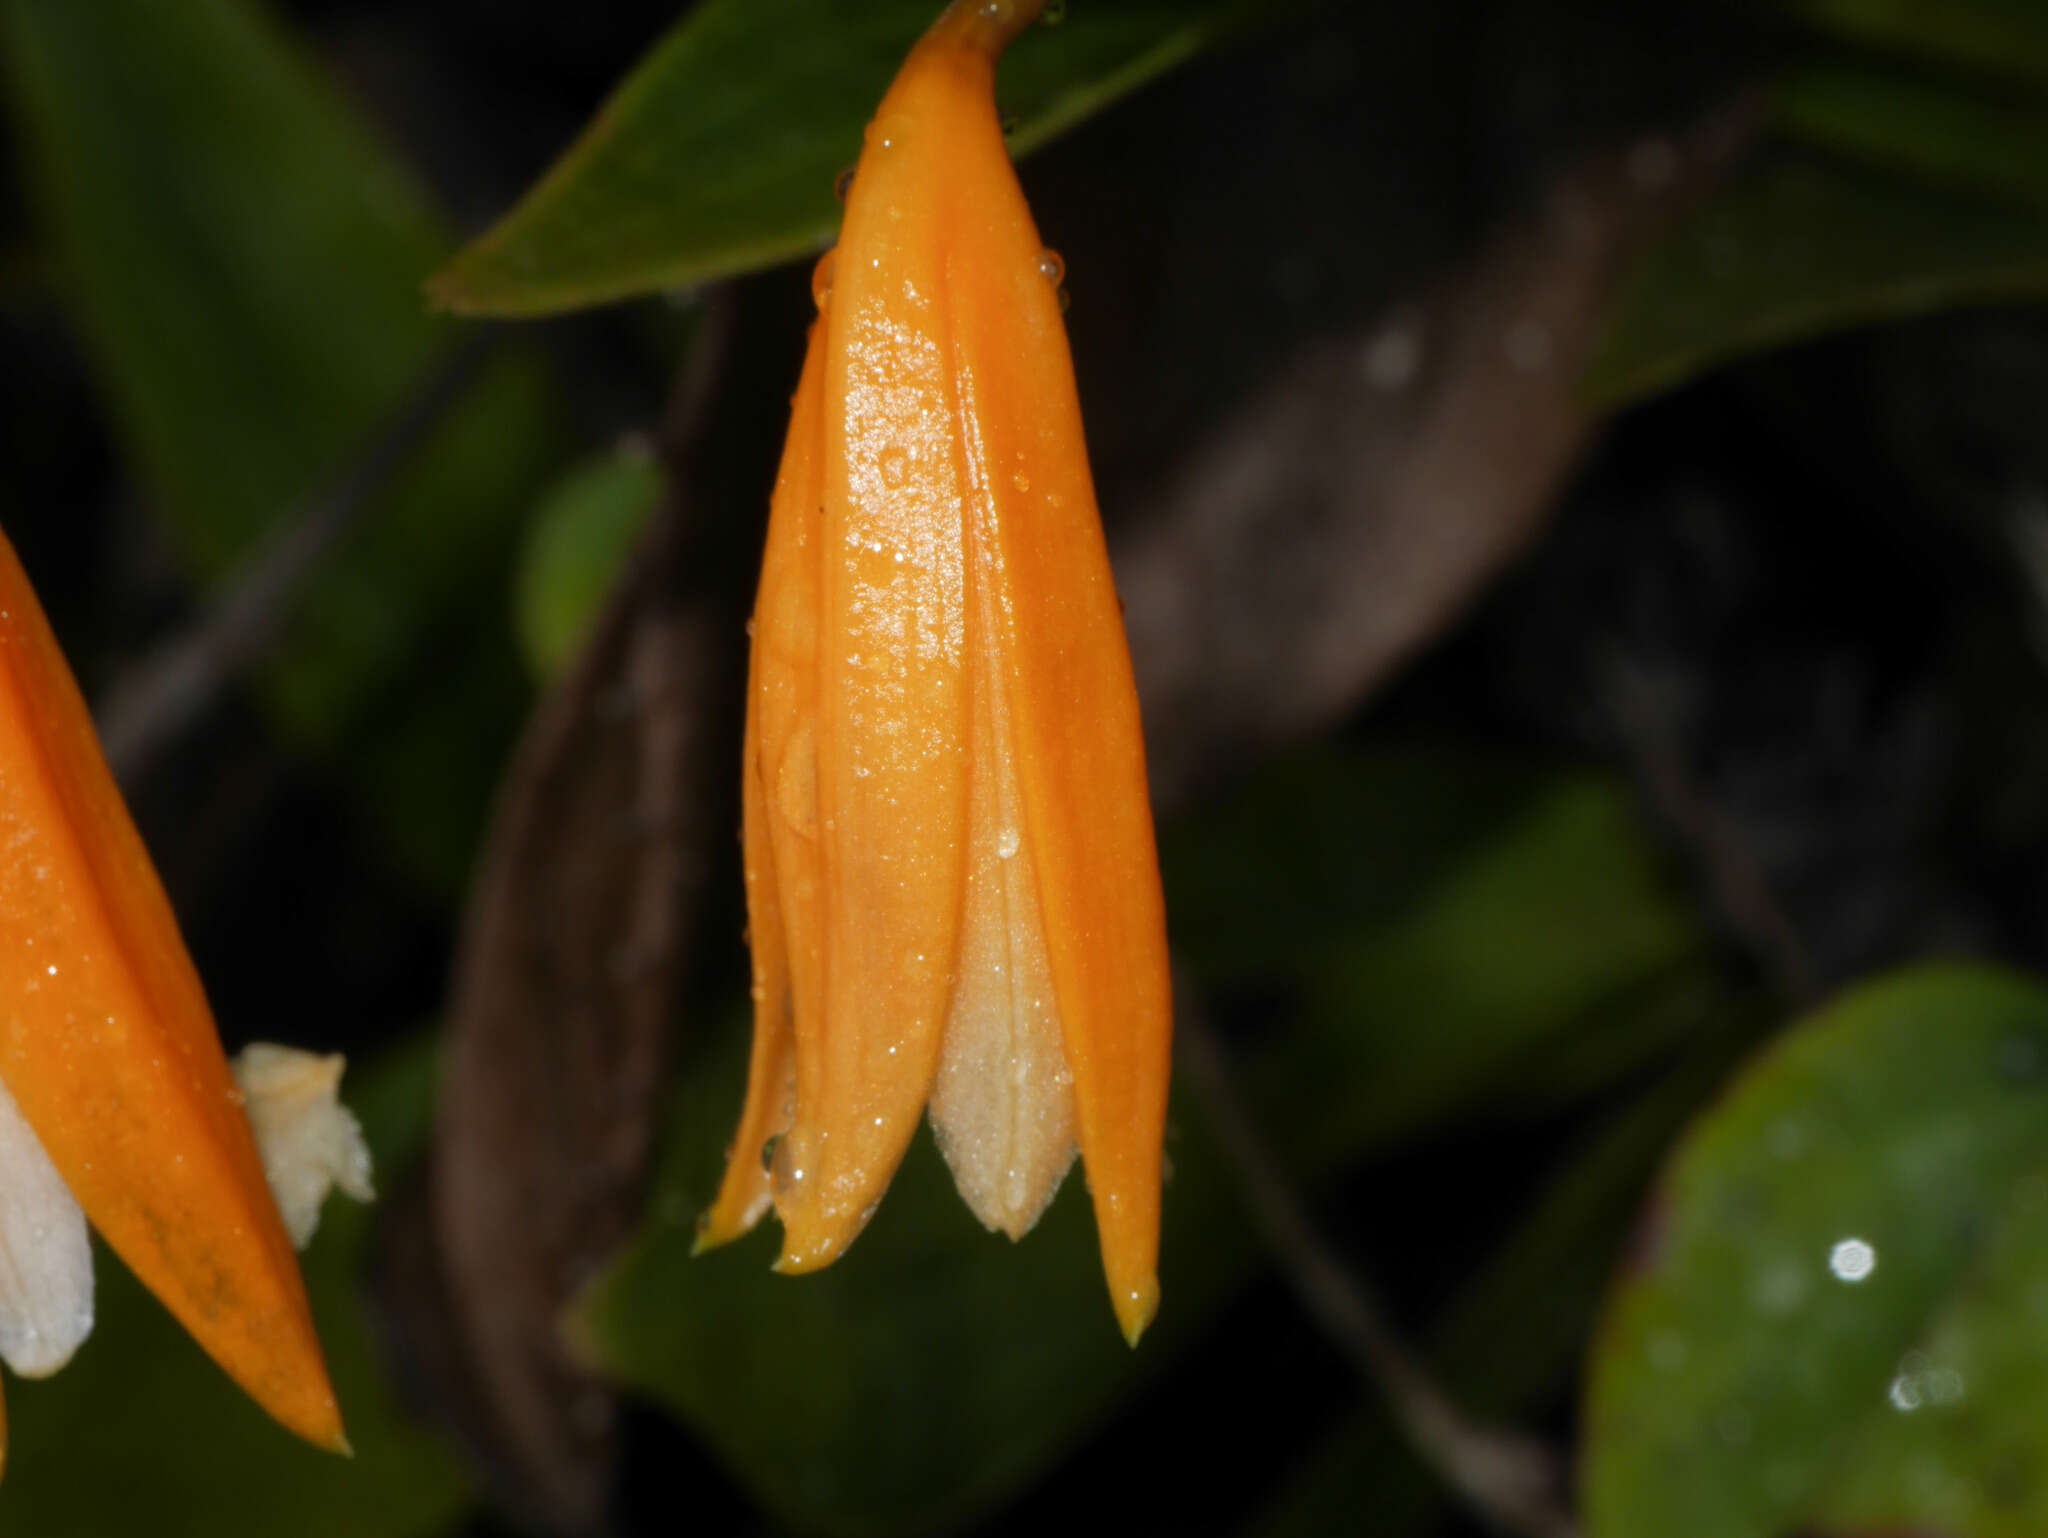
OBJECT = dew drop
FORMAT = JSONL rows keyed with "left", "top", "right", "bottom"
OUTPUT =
{"left": 1829, "top": 1237, "right": 1877, "bottom": 1283}
{"left": 834, "top": 165, "right": 856, "bottom": 203}
{"left": 771, "top": 1125, "right": 820, "bottom": 1198}
{"left": 1037, "top": 249, "right": 1065, "bottom": 287}
{"left": 1011, "top": 472, "right": 1031, "bottom": 494}
{"left": 1058, "top": 287, "right": 1071, "bottom": 314}
{"left": 759, "top": 1133, "right": 780, "bottom": 1173}
{"left": 811, "top": 249, "right": 837, "bottom": 309}
{"left": 997, "top": 827, "right": 1021, "bottom": 860}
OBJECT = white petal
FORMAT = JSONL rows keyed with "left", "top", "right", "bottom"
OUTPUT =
{"left": 232, "top": 1043, "right": 375, "bottom": 1250}
{"left": 0, "top": 1071, "right": 93, "bottom": 1377}
{"left": 928, "top": 500, "right": 1076, "bottom": 1237}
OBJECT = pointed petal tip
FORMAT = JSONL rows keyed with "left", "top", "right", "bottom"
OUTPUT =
{"left": 690, "top": 1215, "right": 739, "bottom": 1259}
{"left": 1115, "top": 1278, "right": 1160, "bottom": 1349}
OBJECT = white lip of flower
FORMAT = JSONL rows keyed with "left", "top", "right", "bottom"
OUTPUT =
{"left": 231, "top": 1044, "right": 375, "bottom": 1250}
{"left": 0, "top": 1042, "right": 372, "bottom": 1382}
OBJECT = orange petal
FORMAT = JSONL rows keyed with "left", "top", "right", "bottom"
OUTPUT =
{"left": 765, "top": 38, "right": 991, "bottom": 1272}
{"left": 699, "top": 316, "right": 830, "bottom": 1252}
{"left": 0, "top": 527, "right": 343, "bottom": 1448}
{"left": 923, "top": 7, "right": 1173, "bottom": 1344}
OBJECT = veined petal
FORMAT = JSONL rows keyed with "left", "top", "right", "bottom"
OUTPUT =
{"left": 926, "top": 11, "right": 1173, "bottom": 1344}
{"left": 0, "top": 1068, "right": 92, "bottom": 1378}
{"left": 0, "top": 528, "right": 343, "bottom": 1448}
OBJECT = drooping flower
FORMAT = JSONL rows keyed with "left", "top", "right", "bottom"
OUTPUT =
{"left": 697, "top": 0, "right": 1173, "bottom": 1344}
{"left": 0, "top": 525, "right": 368, "bottom": 1469}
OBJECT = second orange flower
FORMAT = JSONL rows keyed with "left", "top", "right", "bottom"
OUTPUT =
{"left": 697, "top": 0, "right": 1173, "bottom": 1344}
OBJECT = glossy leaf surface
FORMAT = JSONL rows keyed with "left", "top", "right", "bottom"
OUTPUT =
{"left": 1585, "top": 964, "right": 2048, "bottom": 1538}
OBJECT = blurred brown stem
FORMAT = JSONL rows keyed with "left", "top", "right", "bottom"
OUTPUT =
{"left": 96, "top": 330, "right": 497, "bottom": 787}
{"left": 1179, "top": 995, "right": 1581, "bottom": 1538}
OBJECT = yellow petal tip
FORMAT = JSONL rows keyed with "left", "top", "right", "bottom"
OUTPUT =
{"left": 1116, "top": 1279, "right": 1160, "bottom": 1349}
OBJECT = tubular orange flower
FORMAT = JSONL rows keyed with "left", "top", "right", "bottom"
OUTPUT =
{"left": 698, "top": 0, "right": 1173, "bottom": 1344}
{"left": 0, "top": 525, "right": 353, "bottom": 1467}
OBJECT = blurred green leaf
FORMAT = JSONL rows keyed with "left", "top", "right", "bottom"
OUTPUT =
{"left": 514, "top": 445, "right": 663, "bottom": 681}
{"left": 1584, "top": 962, "right": 2048, "bottom": 1538}
{"left": 1, "top": 1037, "right": 472, "bottom": 1537}
{"left": 1167, "top": 752, "right": 1710, "bottom": 1171}
{"left": 430, "top": 0, "right": 1261, "bottom": 317}
{"left": 1585, "top": 146, "right": 2048, "bottom": 409}
{"left": 1761, "top": 0, "right": 2048, "bottom": 85}
{"left": 1778, "top": 59, "right": 2048, "bottom": 208}
{"left": 0, "top": 0, "right": 561, "bottom": 891}
{"left": 574, "top": 747, "right": 1717, "bottom": 1536}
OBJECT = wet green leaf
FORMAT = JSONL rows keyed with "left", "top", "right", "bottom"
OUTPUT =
{"left": 1585, "top": 146, "right": 2048, "bottom": 409}
{"left": 0, "top": 0, "right": 561, "bottom": 891}
{"left": 1584, "top": 963, "right": 2048, "bottom": 1538}
{"left": 0, "top": 1038, "right": 471, "bottom": 1537}
{"left": 430, "top": 0, "right": 1262, "bottom": 317}
{"left": 514, "top": 445, "right": 664, "bottom": 681}
{"left": 574, "top": 748, "right": 1716, "bottom": 1535}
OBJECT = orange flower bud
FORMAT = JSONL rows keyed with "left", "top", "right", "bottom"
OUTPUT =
{"left": 698, "top": 0, "right": 1173, "bottom": 1345}
{"left": 0, "top": 526, "right": 344, "bottom": 1462}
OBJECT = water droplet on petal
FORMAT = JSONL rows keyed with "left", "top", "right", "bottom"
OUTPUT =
{"left": 1037, "top": 249, "right": 1065, "bottom": 287}
{"left": 811, "top": 249, "right": 837, "bottom": 309}
{"left": 997, "top": 827, "right": 1021, "bottom": 859}
{"left": 834, "top": 166, "right": 856, "bottom": 203}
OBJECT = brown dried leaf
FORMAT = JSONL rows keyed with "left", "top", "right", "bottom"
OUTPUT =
{"left": 419, "top": 304, "right": 745, "bottom": 1534}
{"left": 1118, "top": 99, "right": 1762, "bottom": 811}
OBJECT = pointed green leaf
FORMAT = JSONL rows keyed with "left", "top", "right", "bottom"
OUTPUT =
{"left": 430, "top": 0, "right": 1262, "bottom": 317}
{"left": 1584, "top": 963, "right": 2048, "bottom": 1538}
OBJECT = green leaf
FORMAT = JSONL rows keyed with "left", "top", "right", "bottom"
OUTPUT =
{"left": 0, "top": 1037, "right": 472, "bottom": 1537}
{"left": 429, "top": 0, "right": 1262, "bottom": 317}
{"left": 514, "top": 445, "right": 664, "bottom": 681}
{"left": 1761, "top": 0, "right": 2048, "bottom": 86}
{"left": 1, "top": 0, "right": 562, "bottom": 891}
{"left": 573, "top": 747, "right": 1716, "bottom": 1536}
{"left": 1583, "top": 962, "right": 2048, "bottom": 1538}
{"left": 1166, "top": 751, "right": 1711, "bottom": 1172}
{"left": 1777, "top": 59, "right": 2048, "bottom": 209}
{"left": 1584, "top": 145, "right": 2048, "bottom": 409}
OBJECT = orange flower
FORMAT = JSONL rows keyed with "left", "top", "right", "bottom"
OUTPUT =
{"left": 0, "top": 526, "right": 357, "bottom": 1469}
{"left": 697, "top": 0, "right": 1173, "bottom": 1344}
